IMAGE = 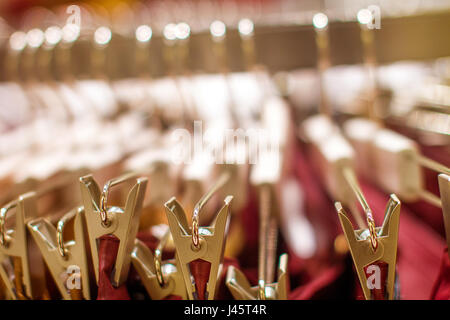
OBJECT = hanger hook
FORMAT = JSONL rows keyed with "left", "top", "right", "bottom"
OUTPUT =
{"left": 154, "top": 229, "right": 170, "bottom": 287}
{"left": 191, "top": 172, "right": 230, "bottom": 248}
{"left": 56, "top": 208, "right": 79, "bottom": 259}
{"left": 366, "top": 212, "right": 378, "bottom": 251}
{"left": 99, "top": 172, "right": 138, "bottom": 228}
{"left": 0, "top": 201, "right": 18, "bottom": 247}
{"left": 342, "top": 167, "right": 378, "bottom": 251}
{"left": 100, "top": 182, "right": 112, "bottom": 227}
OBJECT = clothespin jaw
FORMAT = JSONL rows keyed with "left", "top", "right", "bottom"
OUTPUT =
{"left": 79, "top": 173, "right": 148, "bottom": 287}
{"left": 164, "top": 195, "right": 232, "bottom": 300}
{"left": 0, "top": 192, "right": 36, "bottom": 299}
{"left": 438, "top": 174, "right": 450, "bottom": 258}
{"left": 131, "top": 238, "right": 187, "bottom": 300}
{"left": 27, "top": 206, "right": 90, "bottom": 300}
{"left": 226, "top": 253, "right": 289, "bottom": 300}
{"left": 335, "top": 194, "right": 401, "bottom": 300}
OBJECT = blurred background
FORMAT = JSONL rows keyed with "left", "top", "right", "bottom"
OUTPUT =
{"left": 0, "top": 0, "right": 449, "bottom": 301}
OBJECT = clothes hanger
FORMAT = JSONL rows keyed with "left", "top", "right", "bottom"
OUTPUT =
{"left": 226, "top": 150, "right": 289, "bottom": 300}
{"left": 299, "top": 13, "right": 402, "bottom": 300}
{"left": 342, "top": 10, "right": 450, "bottom": 210}
{"left": 301, "top": 15, "right": 366, "bottom": 229}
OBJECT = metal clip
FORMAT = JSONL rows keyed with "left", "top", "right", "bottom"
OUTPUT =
{"left": 226, "top": 253, "right": 288, "bottom": 300}
{"left": 79, "top": 173, "right": 147, "bottom": 287}
{"left": 335, "top": 194, "right": 401, "bottom": 300}
{"left": 131, "top": 225, "right": 187, "bottom": 300}
{"left": 165, "top": 190, "right": 232, "bottom": 300}
{"left": 0, "top": 193, "right": 37, "bottom": 299}
{"left": 27, "top": 206, "right": 90, "bottom": 300}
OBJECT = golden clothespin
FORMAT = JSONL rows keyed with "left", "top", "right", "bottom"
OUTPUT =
{"left": 335, "top": 170, "right": 401, "bottom": 300}
{"left": 438, "top": 174, "right": 450, "bottom": 258}
{"left": 0, "top": 192, "right": 46, "bottom": 299}
{"left": 27, "top": 206, "right": 90, "bottom": 300}
{"left": 165, "top": 173, "right": 232, "bottom": 300}
{"left": 79, "top": 173, "right": 147, "bottom": 287}
{"left": 131, "top": 225, "right": 187, "bottom": 299}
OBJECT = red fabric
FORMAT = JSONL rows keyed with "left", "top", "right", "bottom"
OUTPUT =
{"left": 293, "top": 143, "right": 341, "bottom": 258}
{"left": 286, "top": 142, "right": 350, "bottom": 296}
{"left": 217, "top": 257, "right": 241, "bottom": 300}
{"left": 289, "top": 263, "right": 344, "bottom": 300}
{"left": 97, "top": 235, "right": 131, "bottom": 300}
{"left": 136, "top": 232, "right": 160, "bottom": 250}
{"left": 189, "top": 259, "right": 211, "bottom": 300}
{"left": 430, "top": 248, "right": 450, "bottom": 300}
{"left": 238, "top": 185, "right": 260, "bottom": 268}
{"left": 189, "top": 258, "right": 240, "bottom": 300}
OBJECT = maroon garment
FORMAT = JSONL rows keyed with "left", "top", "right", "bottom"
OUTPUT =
{"left": 97, "top": 235, "right": 131, "bottom": 300}
{"left": 292, "top": 143, "right": 341, "bottom": 257}
{"left": 289, "top": 264, "right": 345, "bottom": 300}
{"left": 238, "top": 185, "right": 260, "bottom": 268}
{"left": 288, "top": 142, "right": 352, "bottom": 296}
{"left": 430, "top": 248, "right": 450, "bottom": 300}
{"left": 189, "top": 259, "right": 211, "bottom": 300}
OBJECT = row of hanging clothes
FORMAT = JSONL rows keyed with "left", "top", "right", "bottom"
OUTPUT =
{"left": 0, "top": 0, "right": 449, "bottom": 300}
